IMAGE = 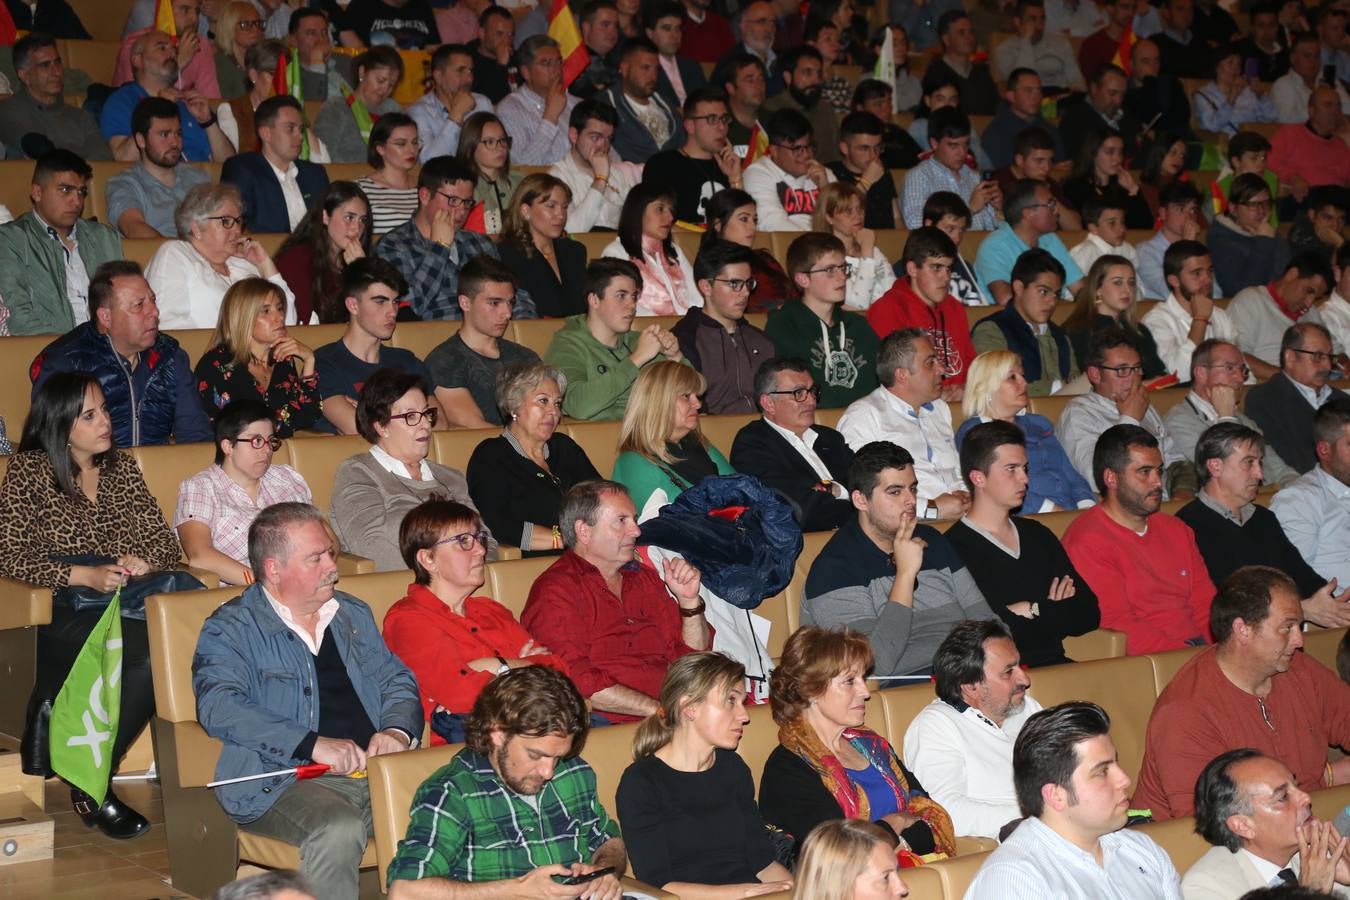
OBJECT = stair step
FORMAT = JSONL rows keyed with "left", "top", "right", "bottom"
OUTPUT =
{"left": 0, "top": 789, "right": 53, "bottom": 866}
{"left": 0, "top": 744, "right": 45, "bottom": 810}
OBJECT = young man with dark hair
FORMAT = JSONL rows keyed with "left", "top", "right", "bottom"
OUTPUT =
{"left": 1235, "top": 3, "right": 1290, "bottom": 84}
{"left": 425, "top": 256, "right": 541, "bottom": 428}
{"left": 469, "top": 7, "right": 515, "bottom": 104}
{"left": 943, "top": 420, "right": 1100, "bottom": 668}
{"left": 1211, "top": 130, "right": 1278, "bottom": 223}
{"left": 1136, "top": 180, "right": 1214, "bottom": 301}
{"left": 1150, "top": 0, "right": 1213, "bottom": 78}
{"left": 921, "top": 192, "right": 990, "bottom": 306}
{"left": 901, "top": 106, "right": 1001, "bottom": 230}
{"left": 1142, "top": 238, "right": 1238, "bottom": 377}
{"left": 867, "top": 227, "right": 976, "bottom": 396}
{"left": 646, "top": 1, "right": 705, "bottom": 109}
{"left": 221, "top": 94, "right": 330, "bottom": 234}
{"left": 981, "top": 68, "right": 1066, "bottom": 170}
{"left": 1057, "top": 63, "right": 1142, "bottom": 163}
{"left": 544, "top": 258, "right": 684, "bottom": 421}
{"left": 827, "top": 111, "right": 902, "bottom": 229}
{"left": 743, "top": 108, "right": 835, "bottom": 231}
{"left": 992, "top": 127, "right": 1082, "bottom": 231}
{"left": 765, "top": 232, "right": 878, "bottom": 408}
{"left": 762, "top": 43, "right": 839, "bottom": 163}
{"left": 849, "top": 78, "right": 923, "bottom": 169}
{"left": 670, "top": 239, "right": 773, "bottom": 414}
{"left": 549, "top": 100, "right": 634, "bottom": 233}
{"left": 643, "top": 86, "right": 742, "bottom": 225}
{"left": 406, "top": 42, "right": 493, "bottom": 160}
{"left": 924, "top": 9, "right": 1000, "bottom": 115}
{"left": 602, "top": 37, "right": 685, "bottom": 164}
{"left": 1229, "top": 252, "right": 1333, "bottom": 377}
{"left": 1287, "top": 185, "right": 1348, "bottom": 266}
{"left": 105, "top": 95, "right": 211, "bottom": 238}
{"left": 1062, "top": 423, "right": 1214, "bottom": 655}
{"left": 966, "top": 701, "right": 1181, "bottom": 896}
{"left": 720, "top": 53, "right": 768, "bottom": 153}
{"left": 973, "top": 178, "right": 1085, "bottom": 304}
{"left": 972, "top": 247, "right": 1080, "bottom": 396}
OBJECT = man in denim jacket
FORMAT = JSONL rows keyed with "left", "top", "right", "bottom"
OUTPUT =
{"left": 193, "top": 502, "right": 422, "bottom": 900}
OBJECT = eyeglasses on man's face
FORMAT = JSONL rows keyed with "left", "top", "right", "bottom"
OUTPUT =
{"left": 206, "top": 214, "right": 244, "bottom": 230}
{"left": 231, "top": 435, "right": 283, "bottom": 451}
{"left": 767, "top": 385, "right": 822, "bottom": 402}
{"left": 807, "top": 263, "right": 854, "bottom": 278}
{"left": 389, "top": 408, "right": 440, "bottom": 427}
{"left": 1203, "top": 362, "right": 1251, "bottom": 379}
{"left": 689, "top": 113, "right": 733, "bottom": 127}
{"left": 773, "top": 141, "right": 813, "bottom": 156}
{"left": 1288, "top": 347, "right": 1334, "bottom": 364}
{"left": 1097, "top": 364, "right": 1143, "bottom": 377}
{"left": 435, "top": 190, "right": 475, "bottom": 209}
{"left": 712, "top": 276, "right": 758, "bottom": 294}
{"left": 435, "top": 529, "right": 491, "bottom": 551}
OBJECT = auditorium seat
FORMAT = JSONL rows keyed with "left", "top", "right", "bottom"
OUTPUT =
{"left": 56, "top": 40, "right": 119, "bottom": 86}
{"left": 563, "top": 419, "right": 623, "bottom": 476}
{"left": 429, "top": 426, "right": 497, "bottom": 473}
{"left": 131, "top": 440, "right": 228, "bottom": 524}
{"left": 512, "top": 317, "right": 569, "bottom": 357}
{"left": 284, "top": 431, "right": 372, "bottom": 513}
{"left": 1134, "top": 814, "right": 1211, "bottom": 873}
{"left": 1148, "top": 645, "right": 1203, "bottom": 695}
{"left": 1029, "top": 654, "right": 1157, "bottom": 783}
{"left": 1303, "top": 626, "right": 1347, "bottom": 674}
{"left": 485, "top": 555, "right": 556, "bottom": 618}
{"left": 877, "top": 682, "right": 936, "bottom": 757}
{"left": 927, "top": 848, "right": 993, "bottom": 899}
{"left": 390, "top": 319, "right": 458, "bottom": 359}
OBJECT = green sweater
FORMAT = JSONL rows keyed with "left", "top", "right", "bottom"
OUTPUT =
{"left": 544, "top": 314, "right": 689, "bottom": 420}
{"left": 764, "top": 300, "right": 879, "bottom": 409}
{"left": 612, "top": 443, "right": 735, "bottom": 518}
{"left": 0, "top": 213, "right": 123, "bottom": 335}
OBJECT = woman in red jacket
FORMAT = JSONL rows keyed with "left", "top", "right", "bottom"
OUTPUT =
{"left": 384, "top": 499, "right": 568, "bottom": 744}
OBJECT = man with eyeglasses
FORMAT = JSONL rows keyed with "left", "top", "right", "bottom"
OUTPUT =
{"left": 731, "top": 357, "right": 854, "bottom": 531}
{"left": 1164, "top": 339, "right": 1299, "bottom": 491}
{"left": 643, "top": 86, "right": 741, "bottom": 225}
{"left": 1274, "top": 399, "right": 1350, "bottom": 600}
{"left": 222, "top": 95, "right": 330, "bottom": 234}
{"left": 973, "top": 247, "right": 1080, "bottom": 398}
{"left": 496, "top": 35, "right": 579, "bottom": 166}
{"left": 105, "top": 96, "right": 211, "bottom": 238}
{"left": 1246, "top": 322, "right": 1350, "bottom": 473}
{"left": 972, "top": 178, "right": 1081, "bottom": 305}
{"left": 408, "top": 43, "right": 493, "bottom": 161}
{"left": 714, "top": 0, "right": 777, "bottom": 85}
{"left": 827, "top": 111, "right": 902, "bottom": 229}
{"left": 670, "top": 240, "right": 773, "bottom": 414}
{"left": 549, "top": 100, "right": 636, "bottom": 232}
{"left": 1179, "top": 421, "right": 1350, "bottom": 629}
{"left": 1229, "top": 253, "right": 1334, "bottom": 380}
{"left": 762, "top": 45, "right": 839, "bottom": 164}
{"left": 0, "top": 149, "right": 123, "bottom": 335}
{"left": 744, "top": 108, "right": 835, "bottom": 231}
{"left": 1060, "top": 328, "right": 1194, "bottom": 496}
{"left": 601, "top": 37, "right": 686, "bottom": 164}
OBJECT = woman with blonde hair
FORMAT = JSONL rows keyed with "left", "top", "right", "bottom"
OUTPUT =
{"left": 497, "top": 173, "right": 588, "bottom": 318}
{"left": 193, "top": 277, "right": 320, "bottom": 436}
{"left": 1062, "top": 255, "right": 1168, "bottom": 380}
{"left": 616, "top": 652, "right": 794, "bottom": 898}
{"left": 791, "top": 820, "right": 909, "bottom": 900}
{"left": 759, "top": 626, "right": 957, "bottom": 866}
{"left": 213, "top": 0, "right": 264, "bottom": 98}
{"left": 954, "top": 351, "right": 1094, "bottom": 512}
{"left": 613, "top": 360, "right": 735, "bottom": 521}
{"left": 811, "top": 182, "right": 894, "bottom": 311}
{"left": 458, "top": 111, "right": 523, "bottom": 235}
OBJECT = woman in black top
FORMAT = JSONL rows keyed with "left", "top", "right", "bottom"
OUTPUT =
{"left": 466, "top": 363, "right": 600, "bottom": 556}
{"left": 616, "top": 653, "right": 794, "bottom": 896}
{"left": 497, "top": 173, "right": 589, "bottom": 318}
{"left": 1062, "top": 131, "right": 1154, "bottom": 230}
{"left": 1063, "top": 255, "right": 1169, "bottom": 380}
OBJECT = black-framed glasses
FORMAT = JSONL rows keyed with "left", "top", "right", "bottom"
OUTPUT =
{"left": 478, "top": 136, "right": 513, "bottom": 149}
{"left": 435, "top": 190, "right": 475, "bottom": 209}
{"left": 712, "top": 276, "right": 758, "bottom": 293}
{"left": 689, "top": 113, "right": 733, "bottom": 127}
{"left": 1288, "top": 348, "right": 1334, "bottom": 363}
{"left": 434, "top": 529, "right": 491, "bottom": 551}
{"left": 1097, "top": 364, "right": 1144, "bottom": 376}
{"left": 806, "top": 263, "right": 854, "bottom": 278}
{"left": 1203, "top": 362, "right": 1251, "bottom": 378}
{"left": 231, "top": 435, "right": 283, "bottom": 451}
{"left": 767, "top": 385, "right": 821, "bottom": 402}
{"left": 773, "top": 141, "right": 813, "bottom": 156}
{"left": 389, "top": 408, "right": 440, "bottom": 427}
{"left": 205, "top": 214, "right": 244, "bottom": 229}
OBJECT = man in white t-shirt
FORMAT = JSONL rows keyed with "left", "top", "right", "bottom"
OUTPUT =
{"left": 742, "top": 107, "right": 835, "bottom": 231}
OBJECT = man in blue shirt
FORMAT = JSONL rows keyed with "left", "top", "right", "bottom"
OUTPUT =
{"left": 974, "top": 177, "right": 1084, "bottom": 304}
{"left": 100, "top": 30, "right": 234, "bottom": 163}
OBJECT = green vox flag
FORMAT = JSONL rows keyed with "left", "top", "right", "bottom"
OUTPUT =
{"left": 49, "top": 588, "right": 123, "bottom": 805}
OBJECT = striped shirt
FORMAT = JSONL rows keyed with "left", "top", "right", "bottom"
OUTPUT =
{"left": 356, "top": 176, "right": 419, "bottom": 236}
{"left": 385, "top": 748, "right": 620, "bottom": 886}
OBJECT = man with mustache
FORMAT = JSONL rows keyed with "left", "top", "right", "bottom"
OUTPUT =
{"left": 762, "top": 45, "right": 839, "bottom": 163}
{"left": 1133, "top": 565, "right": 1350, "bottom": 820}
{"left": 194, "top": 502, "right": 422, "bottom": 900}
{"left": 1245, "top": 322, "right": 1350, "bottom": 473}
{"left": 902, "top": 618, "right": 1042, "bottom": 841}
{"left": 1063, "top": 423, "right": 1215, "bottom": 655}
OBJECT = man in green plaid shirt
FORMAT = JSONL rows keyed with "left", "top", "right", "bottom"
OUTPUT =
{"left": 387, "top": 666, "right": 626, "bottom": 899}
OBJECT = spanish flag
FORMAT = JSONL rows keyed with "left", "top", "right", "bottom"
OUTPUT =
{"left": 1111, "top": 23, "right": 1135, "bottom": 76}
{"left": 273, "top": 49, "right": 311, "bottom": 160}
{"left": 548, "top": 0, "right": 589, "bottom": 88}
{"left": 0, "top": 2, "right": 15, "bottom": 46}
{"left": 742, "top": 121, "right": 769, "bottom": 166}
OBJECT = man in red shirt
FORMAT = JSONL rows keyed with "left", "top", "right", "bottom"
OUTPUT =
{"left": 1132, "top": 565, "right": 1350, "bottom": 820}
{"left": 866, "top": 227, "right": 976, "bottom": 402}
{"left": 678, "top": 0, "right": 735, "bottom": 62}
{"left": 1269, "top": 85, "right": 1350, "bottom": 208}
{"left": 1062, "top": 423, "right": 1216, "bottom": 655}
{"left": 522, "top": 480, "right": 712, "bottom": 722}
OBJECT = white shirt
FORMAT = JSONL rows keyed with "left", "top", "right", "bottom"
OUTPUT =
{"left": 1229, "top": 285, "right": 1326, "bottom": 367}
{"left": 1272, "top": 465, "right": 1350, "bottom": 589}
{"left": 1058, "top": 391, "right": 1186, "bottom": 489}
{"left": 405, "top": 89, "right": 493, "bottom": 161}
{"left": 964, "top": 814, "right": 1183, "bottom": 899}
{"left": 369, "top": 442, "right": 433, "bottom": 481}
{"left": 902, "top": 695, "right": 1043, "bottom": 839}
{"left": 548, "top": 149, "right": 637, "bottom": 232}
{"left": 844, "top": 247, "right": 897, "bottom": 311}
{"left": 1288, "top": 374, "right": 1333, "bottom": 409}
{"left": 1141, "top": 293, "right": 1239, "bottom": 379}
{"left": 1270, "top": 70, "right": 1350, "bottom": 123}
{"left": 262, "top": 584, "right": 339, "bottom": 656}
{"left": 35, "top": 211, "right": 90, "bottom": 327}
{"left": 145, "top": 240, "right": 298, "bottom": 330}
{"left": 1320, "top": 291, "right": 1350, "bottom": 355}
{"left": 743, "top": 155, "right": 835, "bottom": 232}
{"left": 837, "top": 388, "right": 963, "bottom": 514}
{"left": 269, "top": 158, "right": 309, "bottom": 231}
{"left": 764, "top": 417, "right": 846, "bottom": 498}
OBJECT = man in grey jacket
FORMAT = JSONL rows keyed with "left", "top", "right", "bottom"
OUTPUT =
{"left": 193, "top": 503, "right": 421, "bottom": 900}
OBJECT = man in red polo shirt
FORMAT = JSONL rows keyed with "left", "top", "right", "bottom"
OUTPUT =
{"left": 1269, "top": 85, "right": 1350, "bottom": 207}
{"left": 522, "top": 480, "right": 712, "bottom": 722}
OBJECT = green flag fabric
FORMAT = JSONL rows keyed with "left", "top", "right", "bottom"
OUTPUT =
{"left": 49, "top": 588, "right": 123, "bottom": 805}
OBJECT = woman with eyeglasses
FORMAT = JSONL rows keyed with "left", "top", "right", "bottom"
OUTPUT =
{"left": 213, "top": 1, "right": 264, "bottom": 99}
{"left": 1062, "top": 131, "right": 1154, "bottom": 230}
{"left": 1204, "top": 172, "right": 1292, "bottom": 297}
{"left": 811, "top": 182, "right": 895, "bottom": 312}
{"left": 1064, "top": 255, "right": 1168, "bottom": 381}
{"left": 175, "top": 399, "right": 313, "bottom": 586}
{"left": 702, "top": 188, "right": 794, "bottom": 313}
{"left": 467, "top": 363, "right": 600, "bottom": 556}
{"left": 384, "top": 498, "right": 567, "bottom": 745}
{"left": 603, "top": 182, "right": 701, "bottom": 316}
{"left": 274, "top": 181, "right": 373, "bottom": 324}
{"left": 331, "top": 367, "right": 497, "bottom": 571}
{"left": 194, "top": 277, "right": 320, "bottom": 436}
{"left": 457, "top": 111, "right": 523, "bottom": 235}
{"left": 217, "top": 39, "right": 333, "bottom": 161}
{"left": 314, "top": 46, "right": 405, "bottom": 163}
{"left": 147, "top": 182, "right": 298, "bottom": 330}
{"left": 614, "top": 360, "right": 735, "bottom": 522}
{"left": 356, "top": 113, "right": 421, "bottom": 235}
{"left": 498, "top": 173, "right": 589, "bottom": 318}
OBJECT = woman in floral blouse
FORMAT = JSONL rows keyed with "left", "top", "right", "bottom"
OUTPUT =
{"left": 193, "top": 278, "right": 321, "bottom": 436}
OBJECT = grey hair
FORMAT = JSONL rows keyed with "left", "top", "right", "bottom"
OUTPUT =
{"left": 243, "top": 38, "right": 287, "bottom": 77}
{"left": 517, "top": 34, "right": 561, "bottom": 69}
{"left": 876, "top": 327, "right": 928, "bottom": 388}
{"left": 1195, "top": 421, "right": 1264, "bottom": 486}
{"left": 247, "top": 502, "right": 326, "bottom": 581}
{"left": 558, "top": 479, "right": 630, "bottom": 548}
{"left": 175, "top": 182, "right": 243, "bottom": 240}
{"left": 496, "top": 362, "right": 570, "bottom": 420}
{"left": 1280, "top": 321, "right": 1333, "bottom": 370}
{"left": 211, "top": 870, "right": 314, "bottom": 900}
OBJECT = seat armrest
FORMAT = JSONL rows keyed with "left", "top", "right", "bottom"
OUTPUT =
{"left": 0, "top": 577, "right": 52, "bottom": 630}
{"left": 184, "top": 567, "right": 221, "bottom": 589}
{"left": 337, "top": 553, "right": 375, "bottom": 575}
{"left": 1063, "top": 629, "right": 1128, "bottom": 662}
{"left": 955, "top": 835, "right": 998, "bottom": 854}
{"left": 495, "top": 545, "right": 522, "bottom": 561}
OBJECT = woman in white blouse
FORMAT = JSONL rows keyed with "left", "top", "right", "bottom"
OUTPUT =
{"left": 601, "top": 182, "right": 700, "bottom": 317}
{"left": 146, "top": 183, "right": 297, "bottom": 330}
{"left": 812, "top": 182, "right": 895, "bottom": 311}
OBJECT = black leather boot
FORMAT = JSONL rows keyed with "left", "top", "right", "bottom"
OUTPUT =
{"left": 72, "top": 787, "right": 151, "bottom": 840}
{"left": 19, "top": 694, "right": 53, "bottom": 777}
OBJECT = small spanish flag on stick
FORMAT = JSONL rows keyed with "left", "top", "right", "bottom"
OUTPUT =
{"left": 742, "top": 121, "right": 769, "bottom": 166}
{"left": 154, "top": 0, "right": 176, "bottom": 37}
{"left": 1111, "top": 23, "right": 1136, "bottom": 76}
{"left": 548, "top": 0, "right": 589, "bottom": 89}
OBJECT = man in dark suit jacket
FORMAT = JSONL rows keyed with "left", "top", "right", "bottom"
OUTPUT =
{"left": 603, "top": 39, "right": 687, "bottom": 164}
{"left": 220, "top": 95, "right": 329, "bottom": 234}
{"left": 647, "top": 2, "right": 707, "bottom": 112}
{"left": 1245, "top": 321, "right": 1350, "bottom": 474}
{"left": 730, "top": 357, "right": 855, "bottom": 532}
{"left": 1057, "top": 63, "right": 1143, "bottom": 164}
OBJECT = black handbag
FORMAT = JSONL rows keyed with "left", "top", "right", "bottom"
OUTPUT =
{"left": 49, "top": 554, "right": 206, "bottom": 620}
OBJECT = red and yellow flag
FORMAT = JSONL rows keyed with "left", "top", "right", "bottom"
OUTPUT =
{"left": 548, "top": 0, "right": 589, "bottom": 88}
{"left": 0, "top": 2, "right": 16, "bottom": 46}
{"left": 1111, "top": 23, "right": 1136, "bottom": 76}
{"left": 742, "top": 121, "right": 769, "bottom": 166}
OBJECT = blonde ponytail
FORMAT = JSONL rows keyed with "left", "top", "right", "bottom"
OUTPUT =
{"left": 630, "top": 652, "right": 747, "bottom": 759}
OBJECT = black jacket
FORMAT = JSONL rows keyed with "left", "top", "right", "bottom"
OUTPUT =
{"left": 655, "top": 55, "right": 708, "bottom": 112}
{"left": 1245, "top": 374, "right": 1350, "bottom": 474}
{"left": 220, "top": 151, "right": 330, "bottom": 234}
{"left": 730, "top": 418, "right": 853, "bottom": 532}
{"left": 498, "top": 237, "right": 588, "bottom": 319}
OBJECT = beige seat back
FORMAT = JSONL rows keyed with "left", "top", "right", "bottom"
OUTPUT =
{"left": 369, "top": 743, "right": 461, "bottom": 887}
{"left": 1148, "top": 645, "right": 1203, "bottom": 695}
{"left": 897, "top": 864, "right": 944, "bottom": 897}
{"left": 1303, "top": 626, "right": 1347, "bottom": 674}
{"left": 167, "top": 328, "right": 217, "bottom": 369}
{"left": 736, "top": 702, "right": 782, "bottom": 792}
{"left": 1311, "top": 783, "right": 1350, "bottom": 820}
{"left": 876, "top": 683, "right": 939, "bottom": 756}
{"left": 431, "top": 427, "right": 497, "bottom": 473}
{"left": 1134, "top": 815, "right": 1210, "bottom": 874}
{"left": 285, "top": 433, "right": 371, "bottom": 513}
{"left": 1, "top": 334, "right": 62, "bottom": 434}
{"left": 757, "top": 590, "right": 791, "bottom": 660}
{"left": 563, "top": 420, "right": 624, "bottom": 477}
{"left": 579, "top": 719, "right": 640, "bottom": 817}
{"left": 512, "top": 318, "right": 570, "bottom": 358}
{"left": 486, "top": 555, "right": 558, "bottom": 618}
{"left": 698, "top": 413, "right": 757, "bottom": 459}
{"left": 390, "top": 320, "right": 459, "bottom": 361}
{"left": 132, "top": 441, "right": 242, "bottom": 526}
{"left": 928, "top": 849, "right": 992, "bottom": 899}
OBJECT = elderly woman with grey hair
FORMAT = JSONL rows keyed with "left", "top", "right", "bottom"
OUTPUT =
{"left": 145, "top": 182, "right": 297, "bottom": 330}
{"left": 466, "top": 362, "right": 601, "bottom": 556}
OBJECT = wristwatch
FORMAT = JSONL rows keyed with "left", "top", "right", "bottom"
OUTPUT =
{"left": 495, "top": 656, "right": 511, "bottom": 675}
{"left": 923, "top": 505, "right": 938, "bottom": 520}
